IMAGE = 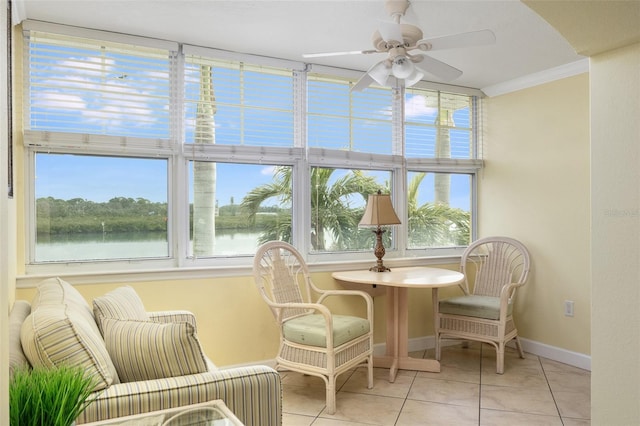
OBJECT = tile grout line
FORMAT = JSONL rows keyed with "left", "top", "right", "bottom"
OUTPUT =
{"left": 539, "top": 356, "right": 566, "bottom": 425}
{"left": 393, "top": 365, "right": 420, "bottom": 426}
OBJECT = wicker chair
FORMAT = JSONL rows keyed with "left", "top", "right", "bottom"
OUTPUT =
{"left": 253, "top": 241, "right": 374, "bottom": 414}
{"left": 434, "top": 236, "right": 531, "bottom": 374}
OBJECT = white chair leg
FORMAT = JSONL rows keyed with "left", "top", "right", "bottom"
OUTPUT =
{"left": 367, "top": 355, "right": 374, "bottom": 389}
{"left": 435, "top": 333, "right": 441, "bottom": 360}
{"left": 515, "top": 336, "right": 525, "bottom": 359}
{"left": 496, "top": 342, "right": 505, "bottom": 374}
{"left": 326, "top": 376, "right": 336, "bottom": 415}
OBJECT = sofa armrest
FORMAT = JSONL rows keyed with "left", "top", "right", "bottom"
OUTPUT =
{"left": 148, "top": 310, "right": 198, "bottom": 330}
{"left": 78, "top": 365, "right": 281, "bottom": 426}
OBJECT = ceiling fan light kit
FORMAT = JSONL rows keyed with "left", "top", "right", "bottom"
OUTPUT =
{"left": 391, "top": 55, "right": 413, "bottom": 78}
{"left": 303, "top": 0, "right": 496, "bottom": 93}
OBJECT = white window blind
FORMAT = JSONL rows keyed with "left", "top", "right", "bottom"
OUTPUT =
{"left": 183, "top": 54, "right": 295, "bottom": 147}
{"left": 307, "top": 74, "right": 394, "bottom": 155}
{"left": 24, "top": 31, "right": 175, "bottom": 143}
{"left": 405, "top": 88, "right": 476, "bottom": 159}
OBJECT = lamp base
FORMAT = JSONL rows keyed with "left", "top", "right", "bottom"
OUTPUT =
{"left": 369, "top": 264, "right": 391, "bottom": 272}
{"left": 370, "top": 226, "right": 390, "bottom": 272}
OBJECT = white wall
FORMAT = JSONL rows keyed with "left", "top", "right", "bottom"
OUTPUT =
{"left": 590, "top": 42, "right": 640, "bottom": 424}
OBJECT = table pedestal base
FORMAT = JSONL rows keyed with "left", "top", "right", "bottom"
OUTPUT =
{"left": 373, "top": 356, "right": 441, "bottom": 382}
{"left": 378, "top": 286, "right": 442, "bottom": 382}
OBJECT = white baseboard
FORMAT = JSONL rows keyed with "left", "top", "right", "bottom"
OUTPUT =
{"left": 227, "top": 336, "right": 591, "bottom": 372}
{"left": 517, "top": 337, "right": 591, "bottom": 371}
{"left": 374, "top": 335, "right": 591, "bottom": 372}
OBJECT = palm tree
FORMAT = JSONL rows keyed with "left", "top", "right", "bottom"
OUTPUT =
{"left": 435, "top": 109, "right": 453, "bottom": 205}
{"left": 407, "top": 172, "right": 470, "bottom": 247}
{"left": 192, "top": 65, "right": 217, "bottom": 256}
{"left": 241, "top": 167, "right": 382, "bottom": 250}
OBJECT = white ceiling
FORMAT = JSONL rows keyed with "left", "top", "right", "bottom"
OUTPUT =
{"left": 16, "top": 0, "right": 586, "bottom": 92}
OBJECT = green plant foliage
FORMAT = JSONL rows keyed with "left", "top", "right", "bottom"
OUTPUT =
{"left": 9, "top": 365, "right": 97, "bottom": 426}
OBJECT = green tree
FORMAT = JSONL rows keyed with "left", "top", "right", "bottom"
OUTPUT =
{"left": 241, "top": 167, "right": 382, "bottom": 250}
{"left": 407, "top": 173, "right": 470, "bottom": 246}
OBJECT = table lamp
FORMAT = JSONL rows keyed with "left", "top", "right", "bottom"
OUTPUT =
{"left": 359, "top": 190, "right": 401, "bottom": 272}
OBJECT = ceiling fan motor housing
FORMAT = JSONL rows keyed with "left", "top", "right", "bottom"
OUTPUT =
{"left": 372, "top": 23, "right": 423, "bottom": 50}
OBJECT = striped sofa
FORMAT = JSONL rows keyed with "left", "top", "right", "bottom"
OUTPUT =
{"left": 9, "top": 278, "right": 282, "bottom": 425}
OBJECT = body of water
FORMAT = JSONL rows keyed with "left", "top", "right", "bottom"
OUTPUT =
{"left": 35, "top": 231, "right": 263, "bottom": 262}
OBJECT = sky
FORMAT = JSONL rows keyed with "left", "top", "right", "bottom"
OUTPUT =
{"left": 36, "top": 153, "right": 470, "bottom": 211}
{"left": 35, "top": 154, "right": 274, "bottom": 205}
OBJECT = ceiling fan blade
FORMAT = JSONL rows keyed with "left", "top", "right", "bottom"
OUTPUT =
{"left": 403, "top": 67, "right": 425, "bottom": 88}
{"left": 417, "top": 29, "right": 496, "bottom": 51}
{"left": 351, "top": 60, "right": 392, "bottom": 92}
{"left": 303, "top": 49, "right": 378, "bottom": 58}
{"left": 378, "top": 20, "right": 404, "bottom": 43}
{"left": 413, "top": 54, "right": 462, "bottom": 81}
{"left": 351, "top": 73, "right": 375, "bottom": 92}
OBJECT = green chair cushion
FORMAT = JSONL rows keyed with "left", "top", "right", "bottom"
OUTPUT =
{"left": 439, "top": 295, "right": 512, "bottom": 320}
{"left": 283, "top": 314, "right": 370, "bottom": 348}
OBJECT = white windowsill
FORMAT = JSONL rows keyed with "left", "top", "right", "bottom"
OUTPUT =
{"left": 16, "top": 254, "right": 462, "bottom": 288}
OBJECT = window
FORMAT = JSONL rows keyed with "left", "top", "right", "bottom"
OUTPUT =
{"left": 25, "top": 30, "right": 174, "bottom": 140}
{"left": 307, "top": 75, "right": 393, "bottom": 154}
{"left": 309, "top": 167, "right": 392, "bottom": 253}
{"left": 405, "top": 89, "right": 475, "bottom": 159}
{"left": 182, "top": 48, "right": 298, "bottom": 259}
{"left": 407, "top": 171, "right": 472, "bottom": 248}
{"left": 404, "top": 87, "right": 480, "bottom": 252}
{"left": 188, "top": 162, "right": 292, "bottom": 257}
{"left": 22, "top": 22, "right": 482, "bottom": 272}
{"left": 183, "top": 55, "right": 295, "bottom": 147}
{"left": 34, "top": 153, "right": 168, "bottom": 262}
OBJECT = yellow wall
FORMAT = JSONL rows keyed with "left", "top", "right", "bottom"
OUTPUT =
{"left": 482, "top": 73, "right": 591, "bottom": 354}
{"left": 15, "top": 265, "right": 463, "bottom": 366}
{"left": 590, "top": 42, "right": 640, "bottom": 424}
{"left": 16, "top": 277, "right": 280, "bottom": 366}
{"left": 1, "top": 2, "right": 16, "bottom": 423}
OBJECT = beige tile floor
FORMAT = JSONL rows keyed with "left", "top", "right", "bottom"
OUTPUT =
{"left": 280, "top": 343, "right": 590, "bottom": 426}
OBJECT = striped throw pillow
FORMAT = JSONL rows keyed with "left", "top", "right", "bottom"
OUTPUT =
{"left": 93, "top": 286, "right": 149, "bottom": 334}
{"left": 20, "top": 304, "right": 119, "bottom": 391}
{"left": 101, "top": 318, "right": 208, "bottom": 382}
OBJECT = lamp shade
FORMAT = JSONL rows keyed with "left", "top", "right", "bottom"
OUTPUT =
{"left": 359, "top": 191, "right": 401, "bottom": 227}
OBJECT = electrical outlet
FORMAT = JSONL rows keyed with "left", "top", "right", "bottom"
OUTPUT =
{"left": 564, "top": 300, "right": 574, "bottom": 317}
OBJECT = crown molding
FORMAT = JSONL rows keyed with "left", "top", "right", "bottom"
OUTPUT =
{"left": 482, "top": 58, "right": 589, "bottom": 97}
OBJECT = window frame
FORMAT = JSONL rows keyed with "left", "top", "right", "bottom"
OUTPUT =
{"left": 21, "top": 21, "right": 483, "bottom": 277}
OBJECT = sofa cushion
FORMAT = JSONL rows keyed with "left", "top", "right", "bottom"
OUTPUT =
{"left": 439, "top": 295, "right": 512, "bottom": 320}
{"left": 93, "top": 286, "right": 149, "bottom": 334}
{"left": 283, "top": 314, "right": 370, "bottom": 347}
{"left": 101, "top": 318, "right": 208, "bottom": 382}
{"left": 9, "top": 300, "right": 31, "bottom": 378}
{"left": 21, "top": 304, "right": 119, "bottom": 391}
{"left": 32, "top": 277, "right": 98, "bottom": 331}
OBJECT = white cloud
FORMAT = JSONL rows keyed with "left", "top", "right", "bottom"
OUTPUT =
{"left": 35, "top": 92, "right": 87, "bottom": 109}
{"left": 404, "top": 95, "right": 437, "bottom": 119}
{"left": 261, "top": 165, "right": 276, "bottom": 176}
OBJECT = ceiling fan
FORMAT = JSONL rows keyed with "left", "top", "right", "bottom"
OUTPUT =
{"left": 303, "top": 0, "right": 496, "bottom": 92}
